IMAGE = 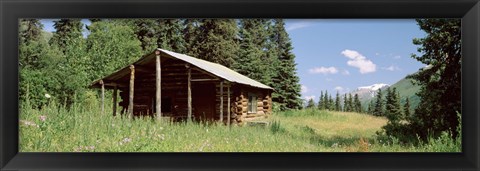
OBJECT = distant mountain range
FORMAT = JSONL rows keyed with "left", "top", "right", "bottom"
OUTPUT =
{"left": 348, "top": 75, "right": 421, "bottom": 112}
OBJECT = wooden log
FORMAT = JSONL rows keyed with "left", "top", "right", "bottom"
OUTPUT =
{"left": 156, "top": 52, "right": 162, "bottom": 120}
{"left": 220, "top": 81, "right": 223, "bottom": 122}
{"left": 227, "top": 84, "right": 231, "bottom": 127}
{"left": 113, "top": 85, "right": 117, "bottom": 116}
{"left": 257, "top": 101, "right": 264, "bottom": 107}
{"left": 128, "top": 65, "right": 135, "bottom": 118}
{"left": 100, "top": 80, "right": 105, "bottom": 115}
{"left": 187, "top": 65, "right": 192, "bottom": 122}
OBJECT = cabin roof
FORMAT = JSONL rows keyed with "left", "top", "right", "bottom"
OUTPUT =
{"left": 90, "top": 48, "right": 273, "bottom": 90}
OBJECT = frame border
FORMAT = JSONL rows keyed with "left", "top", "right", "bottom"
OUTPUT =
{"left": 1, "top": 0, "right": 479, "bottom": 170}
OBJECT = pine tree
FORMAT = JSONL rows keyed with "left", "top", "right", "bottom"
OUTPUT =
{"left": 129, "top": 19, "right": 158, "bottom": 53}
{"left": 367, "top": 100, "right": 375, "bottom": 114}
{"left": 318, "top": 91, "right": 324, "bottom": 110}
{"left": 354, "top": 94, "right": 362, "bottom": 113}
{"left": 348, "top": 94, "right": 354, "bottom": 112}
{"left": 404, "top": 97, "right": 411, "bottom": 119}
{"left": 329, "top": 95, "right": 335, "bottom": 111}
{"left": 385, "top": 88, "right": 402, "bottom": 124}
{"left": 19, "top": 19, "right": 43, "bottom": 44}
{"left": 183, "top": 19, "right": 200, "bottom": 56}
{"left": 306, "top": 98, "right": 315, "bottom": 109}
{"left": 50, "top": 19, "right": 83, "bottom": 52}
{"left": 335, "top": 91, "right": 341, "bottom": 111}
{"left": 323, "top": 91, "right": 329, "bottom": 110}
{"left": 156, "top": 19, "right": 187, "bottom": 53}
{"left": 373, "top": 89, "right": 384, "bottom": 116}
{"left": 343, "top": 94, "right": 348, "bottom": 112}
{"left": 235, "top": 19, "right": 270, "bottom": 84}
{"left": 270, "top": 19, "right": 302, "bottom": 110}
{"left": 192, "top": 19, "right": 239, "bottom": 68}
{"left": 406, "top": 19, "right": 462, "bottom": 139}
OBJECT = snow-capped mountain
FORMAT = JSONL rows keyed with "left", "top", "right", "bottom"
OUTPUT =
{"left": 357, "top": 83, "right": 390, "bottom": 91}
{"left": 352, "top": 83, "right": 390, "bottom": 99}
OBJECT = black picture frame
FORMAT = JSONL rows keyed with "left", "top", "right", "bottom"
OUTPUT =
{"left": 1, "top": 0, "right": 479, "bottom": 170}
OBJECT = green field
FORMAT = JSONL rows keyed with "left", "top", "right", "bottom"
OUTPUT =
{"left": 19, "top": 101, "right": 460, "bottom": 152}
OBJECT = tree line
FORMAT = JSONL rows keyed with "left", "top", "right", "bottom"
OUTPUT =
{"left": 305, "top": 91, "right": 363, "bottom": 113}
{"left": 19, "top": 19, "right": 303, "bottom": 111}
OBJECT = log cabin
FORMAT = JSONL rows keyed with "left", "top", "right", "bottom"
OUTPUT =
{"left": 90, "top": 48, "right": 273, "bottom": 125}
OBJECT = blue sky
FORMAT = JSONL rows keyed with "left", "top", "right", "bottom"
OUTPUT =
{"left": 40, "top": 19, "right": 426, "bottom": 102}
{"left": 284, "top": 19, "right": 426, "bottom": 102}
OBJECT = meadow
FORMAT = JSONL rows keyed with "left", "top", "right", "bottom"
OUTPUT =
{"left": 19, "top": 98, "right": 461, "bottom": 152}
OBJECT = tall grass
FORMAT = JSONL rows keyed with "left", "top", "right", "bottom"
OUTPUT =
{"left": 19, "top": 100, "right": 460, "bottom": 152}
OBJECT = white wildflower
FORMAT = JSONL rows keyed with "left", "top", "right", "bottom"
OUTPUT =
{"left": 45, "top": 94, "right": 51, "bottom": 98}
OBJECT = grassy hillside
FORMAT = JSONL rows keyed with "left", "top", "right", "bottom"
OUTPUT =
{"left": 19, "top": 100, "right": 460, "bottom": 152}
{"left": 361, "top": 76, "right": 421, "bottom": 113}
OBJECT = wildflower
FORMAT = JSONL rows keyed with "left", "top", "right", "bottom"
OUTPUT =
{"left": 331, "top": 143, "right": 339, "bottom": 148}
{"left": 44, "top": 94, "right": 51, "bottom": 98}
{"left": 39, "top": 115, "right": 47, "bottom": 122}
{"left": 89, "top": 146, "right": 95, "bottom": 150}
{"left": 20, "top": 120, "right": 39, "bottom": 128}
{"left": 120, "top": 137, "right": 132, "bottom": 145}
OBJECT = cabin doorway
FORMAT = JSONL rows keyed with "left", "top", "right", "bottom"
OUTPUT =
{"left": 192, "top": 83, "right": 216, "bottom": 121}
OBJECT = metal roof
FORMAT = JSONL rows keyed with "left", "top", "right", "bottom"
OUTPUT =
{"left": 159, "top": 48, "right": 273, "bottom": 90}
{"left": 90, "top": 48, "right": 273, "bottom": 90}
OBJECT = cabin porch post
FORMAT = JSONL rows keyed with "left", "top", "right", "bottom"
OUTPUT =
{"left": 187, "top": 64, "right": 192, "bottom": 122}
{"left": 155, "top": 50, "right": 162, "bottom": 120}
{"left": 128, "top": 65, "right": 135, "bottom": 118}
{"left": 227, "top": 82, "right": 230, "bottom": 127}
{"left": 112, "top": 84, "right": 117, "bottom": 116}
{"left": 100, "top": 80, "right": 105, "bottom": 115}
{"left": 220, "top": 81, "right": 224, "bottom": 122}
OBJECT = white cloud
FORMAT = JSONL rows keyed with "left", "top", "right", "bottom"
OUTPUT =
{"left": 301, "top": 85, "right": 309, "bottom": 93}
{"left": 334, "top": 86, "right": 344, "bottom": 91}
{"left": 382, "top": 65, "right": 401, "bottom": 71}
{"left": 326, "top": 78, "right": 333, "bottom": 82}
{"left": 341, "top": 49, "right": 376, "bottom": 74}
{"left": 309, "top": 67, "right": 338, "bottom": 75}
{"left": 304, "top": 95, "right": 316, "bottom": 101}
{"left": 393, "top": 55, "right": 401, "bottom": 59}
{"left": 286, "top": 21, "right": 314, "bottom": 31}
{"left": 342, "top": 70, "right": 350, "bottom": 75}
{"left": 375, "top": 52, "right": 380, "bottom": 56}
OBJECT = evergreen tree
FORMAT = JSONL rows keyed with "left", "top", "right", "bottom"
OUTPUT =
{"left": 373, "top": 89, "right": 384, "bottom": 116}
{"left": 306, "top": 98, "right": 315, "bottom": 109}
{"left": 156, "top": 19, "right": 187, "bottom": 53}
{"left": 343, "top": 94, "right": 348, "bottom": 112}
{"left": 183, "top": 19, "right": 200, "bottom": 56}
{"left": 406, "top": 19, "right": 462, "bottom": 139}
{"left": 50, "top": 19, "right": 83, "bottom": 52}
{"left": 335, "top": 91, "right": 341, "bottom": 111}
{"left": 235, "top": 19, "right": 270, "bottom": 84}
{"left": 192, "top": 19, "right": 239, "bottom": 68}
{"left": 354, "top": 94, "right": 362, "bottom": 113}
{"left": 329, "top": 95, "right": 335, "bottom": 111}
{"left": 19, "top": 19, "right": 46, "bottom": 69}
{"left": 404, "top": 97, "right": 411, "bottom": 119}
{"left": 129, "top": 19, "right": 158, "bottom": 53}
{"left": 367, "top": 100, "right": 375, "bottom": 114}
{"left": 385, "top": 88, "right": 402, "bottom": 124}
{"left": 348, "top": 93, "right": 354, "bottom": 112}
{"left": 323, "top": 91, "right": 329, "bottom": 110}
{"left": 318, "top": 91, "right": 324, "bottom": 110}
{"left": 270, "top": 19, "right": 302, "bottom": 110}
{"left": 19, "top": 19, "right": 43, "bottom": 44}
